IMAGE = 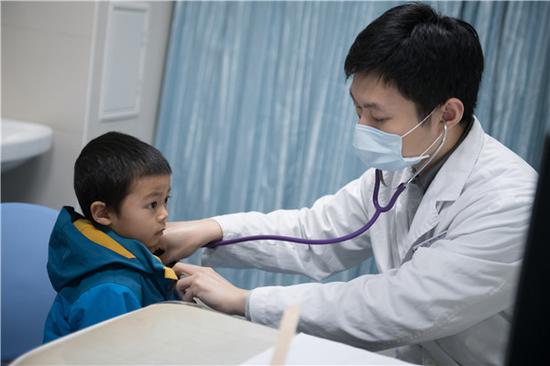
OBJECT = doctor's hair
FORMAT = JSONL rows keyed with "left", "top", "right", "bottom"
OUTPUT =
{"left": 344, "top": 2, "right": 484, "bottom": 125}
{"left": 74, "top": 131, "right": 171, "bottom": 226}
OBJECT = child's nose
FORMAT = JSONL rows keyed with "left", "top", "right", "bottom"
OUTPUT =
{"left": 158, "top": 206, "right": 168, "bottom": 222}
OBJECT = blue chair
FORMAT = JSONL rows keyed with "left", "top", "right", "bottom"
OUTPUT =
{"left": 1, "top": 203, "right": 58, "bottom": 362}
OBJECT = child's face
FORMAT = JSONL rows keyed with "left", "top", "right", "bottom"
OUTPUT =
{"left": 108, "top": 174, "right": 171, "bottom": 251}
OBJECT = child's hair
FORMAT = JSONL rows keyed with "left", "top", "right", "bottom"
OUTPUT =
{"left": 74, "top": 131, "right": 172, "bottom": 225}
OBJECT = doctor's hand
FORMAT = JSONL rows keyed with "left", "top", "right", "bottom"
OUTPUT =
{"left": 158, "top": 219, "right": 223, "bottom": 264}
{"left": 173, "top": 263, "right": 249, "bottom": 316}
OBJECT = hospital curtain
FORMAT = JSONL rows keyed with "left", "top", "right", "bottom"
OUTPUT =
{"left": 155, "top": 1, "right": 550, "bottom": 289}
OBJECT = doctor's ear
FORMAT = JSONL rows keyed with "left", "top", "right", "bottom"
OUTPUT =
{"left": 90, "top": 201, "right": 114, "bottom": 226}
{"left": 441, "top": 98, "right": 464, "bottom": 127}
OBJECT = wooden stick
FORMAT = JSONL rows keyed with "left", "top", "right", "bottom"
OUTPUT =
{"left": 270, "top": 304, "right": 301, "bottom": 366}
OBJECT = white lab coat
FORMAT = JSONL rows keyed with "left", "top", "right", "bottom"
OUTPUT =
{"left": 203, "top": 118, "right": 538, "bottom": 365}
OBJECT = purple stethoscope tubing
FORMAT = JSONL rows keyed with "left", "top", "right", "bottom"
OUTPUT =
{"left": 204, "top": 169, "right": 407, "bottom": 248}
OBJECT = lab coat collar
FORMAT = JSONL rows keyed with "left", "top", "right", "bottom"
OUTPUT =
{"left": 423, "top": 116, "right": 485, "bottom": 204}
{"left": 402, "top": 117, "right": 485, "bottom": 253}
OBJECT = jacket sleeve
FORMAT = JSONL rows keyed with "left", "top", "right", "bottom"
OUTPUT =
{"left": 245, "top": 185, "right": 531, "bottom": 351}
{"left": 68, "top": 283, "right": 142, "bottom": 331}
{"left": 202, "top": 170, "right": 376, "bottom": 280}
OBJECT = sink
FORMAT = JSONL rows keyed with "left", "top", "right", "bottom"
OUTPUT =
{"left": 1, "top": 119, "right": 53, "bottom": 172}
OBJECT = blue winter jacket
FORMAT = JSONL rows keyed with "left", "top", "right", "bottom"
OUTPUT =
{"left": 43, "top": 207, "right": 178, "bottom": 342}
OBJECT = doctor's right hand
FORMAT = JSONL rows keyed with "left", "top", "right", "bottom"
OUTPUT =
{"left": 158, "top": 219, "right": 223, "bottom": 264}
{"left": 173, "top": 262, "right": 249, "bottom": 316}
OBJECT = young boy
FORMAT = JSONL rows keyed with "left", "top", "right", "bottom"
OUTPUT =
{"left": 43, "top": 131, "right": 177, "bottom": 342}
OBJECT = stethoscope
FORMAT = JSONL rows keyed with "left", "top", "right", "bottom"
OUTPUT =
{"left": 205, "top": 124, "right": 448, "bottom": 249}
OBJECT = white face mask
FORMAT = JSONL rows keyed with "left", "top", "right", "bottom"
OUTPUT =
{"left": 352, "top": 110, "right": 444, "bottom": 171}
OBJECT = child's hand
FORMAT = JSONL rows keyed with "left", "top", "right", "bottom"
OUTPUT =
{"left": 158, "top": 219, "right": 223, "bottom": 264}
{"left": 173, "top": 262, "right": 249, "bottom": 316}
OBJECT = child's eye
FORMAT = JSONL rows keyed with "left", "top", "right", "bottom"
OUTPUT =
{"left": 165, "top": 195, "right": 171, "bottom": 204}
{"left": 147, "top": 202, "right": 158, "bottom": 209}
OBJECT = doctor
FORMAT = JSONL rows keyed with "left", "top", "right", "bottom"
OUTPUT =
{"left": 160, "top": 3, "right": 537, "bottom": 365}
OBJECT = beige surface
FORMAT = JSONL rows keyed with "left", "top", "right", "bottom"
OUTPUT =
{"left": 12, "top": 302, "right": 278, "bottom": 365}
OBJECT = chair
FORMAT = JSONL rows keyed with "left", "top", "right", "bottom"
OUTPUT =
{"left": 1, "top": 203, "right": 58, "bottom": 362}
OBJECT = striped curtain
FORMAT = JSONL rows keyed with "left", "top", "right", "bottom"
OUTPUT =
{"left": 155, "top": 1, "right": 550, "bottom": 289}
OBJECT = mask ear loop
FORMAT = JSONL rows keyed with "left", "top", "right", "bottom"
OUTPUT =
{"left": 383, "top": 109, "right": 445, "bottom": 189}
{"left": 379, "top": 110, "right": 437, "bottom": 188}
{"left": 401, "top": 109, "right": 436, "bottom": 139}
{"left": 405, "top": 122, "right": 448, "bottom": 185}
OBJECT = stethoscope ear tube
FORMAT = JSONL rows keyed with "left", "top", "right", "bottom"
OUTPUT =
{"left": 205, "top": 169, "right": 407, "bottom": 248}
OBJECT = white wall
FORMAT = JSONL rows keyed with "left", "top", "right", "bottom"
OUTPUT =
{"left": 1, "top": 1, "right": 173, "bottom": 210}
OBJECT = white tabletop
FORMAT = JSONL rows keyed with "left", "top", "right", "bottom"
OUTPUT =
{"left": 13, "top": 302, "right": 278, "bottom": 365}
{"left": 13, "top": 301, "right": 412, "bottom": 365}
